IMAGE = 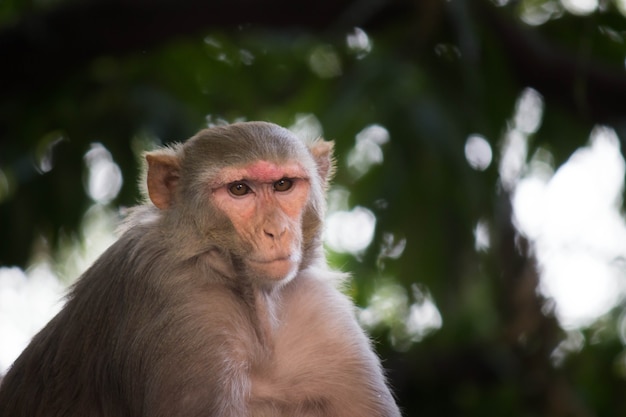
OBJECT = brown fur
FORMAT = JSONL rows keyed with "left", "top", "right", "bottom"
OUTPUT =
{"left": 0, "top": 122, "right": 401, "bottom": 417}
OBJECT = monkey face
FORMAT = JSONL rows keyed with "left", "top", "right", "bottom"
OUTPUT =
{"left": 144, "top": 122, "right": 334, "bottom": 284}
{"left": 211, "top": 160, "right": 310, "bottom": 284}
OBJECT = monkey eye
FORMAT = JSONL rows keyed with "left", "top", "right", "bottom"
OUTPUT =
{"left": 228, "top": 182, "right": 251, "bottom": 196}
{"left": 273, "top": 178, "right": 293, "bottom": 192}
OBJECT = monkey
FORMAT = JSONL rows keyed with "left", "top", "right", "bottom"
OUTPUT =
{"left": 0, "top": 121, "right": 401, "bottom": 417}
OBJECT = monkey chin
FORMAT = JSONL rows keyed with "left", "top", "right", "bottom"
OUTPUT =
{"left": 248, "top": 256, "right": 300, "bottom": 286}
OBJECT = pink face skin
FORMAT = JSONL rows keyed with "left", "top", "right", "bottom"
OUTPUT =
{"left": 211, "top": 160, "right": 311, "bottom": 283}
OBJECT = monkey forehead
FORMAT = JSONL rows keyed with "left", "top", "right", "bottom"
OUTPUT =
{"left": 214, "top": 160, "right": 308, "bottom": 184}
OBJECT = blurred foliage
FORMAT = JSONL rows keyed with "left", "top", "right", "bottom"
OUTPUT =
{"left": 2, "top": 0, "right": 626, "bottom": 415}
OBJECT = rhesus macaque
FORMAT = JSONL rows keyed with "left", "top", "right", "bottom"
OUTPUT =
{"left": 0, "top": 122, "right": 401, "bottom": 417}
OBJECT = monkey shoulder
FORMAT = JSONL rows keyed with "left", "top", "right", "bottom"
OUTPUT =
{"left": 248, "top": 269, "right": 399, "bottom": 416}
{"left": 281, "top": 267, "right": 355, "bottom": 321}
{"left": 276, "top": 268, "right": 371, "bottom": 363}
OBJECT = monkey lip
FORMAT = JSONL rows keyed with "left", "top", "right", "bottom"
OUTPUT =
{"left": 250, "top": 255, "right": 292, "bottom": 265}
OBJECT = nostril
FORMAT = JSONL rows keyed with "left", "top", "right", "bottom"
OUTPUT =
{"left": 264, "top": 226, "right": 287, "bottom": 240}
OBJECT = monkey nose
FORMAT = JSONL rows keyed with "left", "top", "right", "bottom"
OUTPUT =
{"left": 263, "top": 226, "right": 286, "bottom": 240}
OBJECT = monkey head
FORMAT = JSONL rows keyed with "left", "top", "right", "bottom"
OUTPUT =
{"left": 144, "top": 121, "right": 335, "bottom": 286}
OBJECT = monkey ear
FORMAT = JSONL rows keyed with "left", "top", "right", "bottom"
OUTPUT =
{"left": 145, "top": 151, "right": 181, "bottom": 210}
{"left": 310, "top": 139, "right": 336, "bottom": 185}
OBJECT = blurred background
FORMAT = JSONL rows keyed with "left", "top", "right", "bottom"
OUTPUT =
{"left": 2, "top": 0, "right": 626, "bottom": 415}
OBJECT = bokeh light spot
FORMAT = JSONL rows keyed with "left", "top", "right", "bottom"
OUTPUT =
{"left": 84, "top": 143, "right": 123, "bottom": 205}
{"left": 464, "top": 134, "right": 492, "bottom": 171}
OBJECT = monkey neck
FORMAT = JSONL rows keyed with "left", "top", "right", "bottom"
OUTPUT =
{"left": 230, "top": 281, "right": 280, "bottom": 350}
{"left": 253, "top": 287, "right": 280, "bottom": 345}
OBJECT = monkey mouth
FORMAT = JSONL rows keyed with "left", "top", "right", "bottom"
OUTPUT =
{"left": 251, "top": 255, "right": 292, "bottom": 264}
